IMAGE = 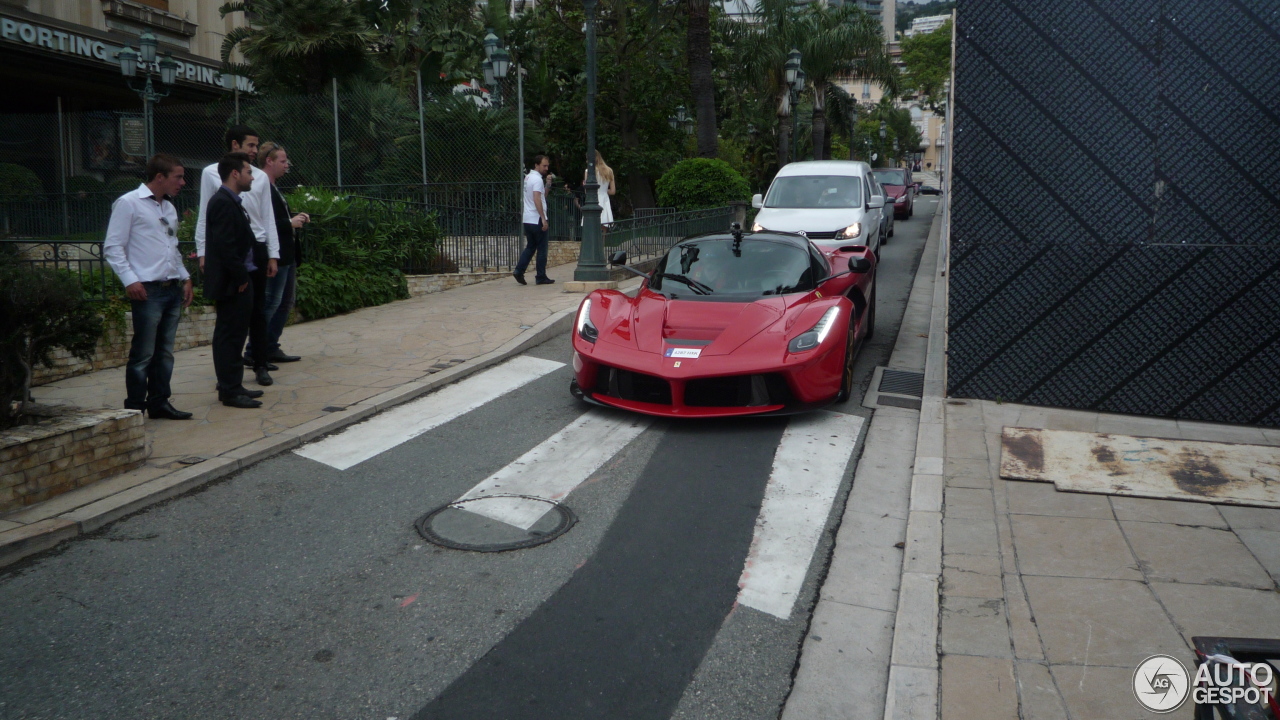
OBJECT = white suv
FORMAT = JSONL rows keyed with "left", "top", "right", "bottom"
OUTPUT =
{"left": 750, "top": 161, "right": 886, "bottom": 256}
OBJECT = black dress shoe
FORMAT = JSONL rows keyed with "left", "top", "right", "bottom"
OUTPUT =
{"left": 513, "top": 272, "right": 527, "bottom": 285}
{"left": 535, "top": 277, "right": 556, "bottom": 285}
{"left": 227, "top": 387, "right": 264, "bottom": 399}
{"left": 221, "top": 395, "right": 263, "bottom": 409}
{"left": 268, "top": 350, "right": 301, "bottom": 363}
{"left": 243, "top": 357, "right": 279, "bottom": 371}
{"left": 147, "top": 401, "right": 193, "bottom": 420}
{"left": 255, "top": 368, "right": 274, "bottom": 386}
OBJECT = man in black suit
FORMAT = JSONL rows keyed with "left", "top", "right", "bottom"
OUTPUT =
{"left": 204, "top": 153, "right": 266, "bottom": 409}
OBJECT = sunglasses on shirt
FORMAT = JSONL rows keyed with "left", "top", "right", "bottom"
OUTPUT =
{"left": 159, "top": 215, "right": 175, "bottom": 237}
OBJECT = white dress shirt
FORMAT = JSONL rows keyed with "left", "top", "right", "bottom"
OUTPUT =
{"left": 193, "top": 163, "right": 279, "bottom": 259}
{"left": 103, "top": 184, "right": 189, "bottom": 288}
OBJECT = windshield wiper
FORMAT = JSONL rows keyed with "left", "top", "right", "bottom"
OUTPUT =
{"left": 658, "top": 273, "right": 714, "bottom": 295}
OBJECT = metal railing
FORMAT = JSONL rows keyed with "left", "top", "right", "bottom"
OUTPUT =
{"left": 604, "top": 206, "right": 737, "bottom": 259}
{"left": 0, "top": 237, "right": 202, "bottom": 301}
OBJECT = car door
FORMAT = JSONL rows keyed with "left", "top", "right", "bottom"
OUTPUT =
{"left": 864, "top": 175, "right": 885, "bottom": 250}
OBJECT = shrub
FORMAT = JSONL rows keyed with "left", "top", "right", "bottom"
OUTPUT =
{"left": 0, "top": 163, "right": 42, "bottom": 196}
{"left": 0, "top": 259, "right": 103, "bottom": 428}
{"left": 287, "top": 187, "right": 441, "bottom": 273}
{"left": 295, "top": 263, "right": 409, "bottom": 320}
{"left": 655, "top": 158, "right": 751, "bottom": 211}
{"left": 65, "top": 176, "right": 106, "bottom": 195}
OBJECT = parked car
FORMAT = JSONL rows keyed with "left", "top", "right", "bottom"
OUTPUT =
{"left": 569, "top": 231, "right": 877, "bottom": 417}
{"left": 872, "top": 167, "right": 914, "bottom": 220}
{"left": 750, "top": 161, "right": 885, "bottom": 256}
{"left": 919, "top": 185, "right": 941, "bottom": 195}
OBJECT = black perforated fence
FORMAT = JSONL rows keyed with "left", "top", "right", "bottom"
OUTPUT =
{"left": 948, "top": 0, "right": 1280, "bottom": 428}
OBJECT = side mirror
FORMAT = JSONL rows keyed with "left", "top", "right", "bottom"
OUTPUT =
{"left": 868, "top": 195, "right": 885, "bottom": 209}
{"left": 752, "top": 193, "right": 763, "bottom": 209}
{"left": 848, "top": 256, "right": 873, "bottom": 273}
{"left": 609, "top": 250, "right": 627, "bottom": 266}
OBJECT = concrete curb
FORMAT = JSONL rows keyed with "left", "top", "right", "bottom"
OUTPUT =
{"left": 0, "top": 304, "right": 580, "bottom": 569}
{"left": 882, "top": 193, "right": 949, "bottom": 720}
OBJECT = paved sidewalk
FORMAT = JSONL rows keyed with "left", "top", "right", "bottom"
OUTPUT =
{"left": 938, "top": 401, "right": 1280, "bottom": 720}
{"left": 2, "top": 261, "right": 619, "bottom": 563}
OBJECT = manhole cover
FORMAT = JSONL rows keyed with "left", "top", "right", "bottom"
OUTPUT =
{"left": 415, "top": 495, "right": 576, "bottom": 552}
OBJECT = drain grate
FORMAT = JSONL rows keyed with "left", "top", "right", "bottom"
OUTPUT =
{"left": 879, "top": 369, "right": 925, "bottom": 398}
{"left": 877, "top": 395, "right": 922, "bottom": 410}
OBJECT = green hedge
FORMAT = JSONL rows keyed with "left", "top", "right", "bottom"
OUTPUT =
{"left": 295, "top": 263, "right": 409, "bottom": 320}
{"left": 655, "top": 158, "right": 751, "bottom": 211}
{"left": 0, "top": 163, "right": 42, "bottom": 196}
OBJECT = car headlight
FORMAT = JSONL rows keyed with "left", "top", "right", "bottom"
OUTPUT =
{"left": 788, "top": 306, "right": 840, "bottom": 353}
{"left": 751, "top": 221, "right": 765, "bottom": 232}
{"left": 837, "top": 222, "right": 862, "bottom": 239}
{"left": 895, "top": 195, "right": 907, "bottom": 202}
{"left": 576, "top": 298, "right": 598, "bottom": 343}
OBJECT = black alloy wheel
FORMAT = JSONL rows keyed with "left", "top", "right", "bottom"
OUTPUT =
{"left": 835, "top": 315, "right": 857, "bottom": 403}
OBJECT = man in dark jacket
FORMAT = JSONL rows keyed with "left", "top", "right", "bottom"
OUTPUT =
{"left": 204, "top": 153, "right": 265, "bottom": 409}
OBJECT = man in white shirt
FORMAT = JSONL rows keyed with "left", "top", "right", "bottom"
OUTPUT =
{"left": 193, "top": 125, "right": 279, "bottom": 386}
{"left": 102, "top": 153, "right": 194, "bottom": 420}
{"left": 514, "top": 155, "right": 553, "bottom": 285}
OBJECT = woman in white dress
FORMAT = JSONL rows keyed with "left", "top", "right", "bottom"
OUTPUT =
{"left": 582, "top": 150, "right": 615, "bottom": 228}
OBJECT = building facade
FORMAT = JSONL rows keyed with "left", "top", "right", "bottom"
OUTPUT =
{"left": 0, "top": 0, "right": 246, "bottom": 196}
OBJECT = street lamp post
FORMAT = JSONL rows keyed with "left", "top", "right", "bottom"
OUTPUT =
{"left": 116, "top": 31, "right": 178, "bottom": 158}
{"left": 783, "top": 49, "right": 800, "bottom": 165}
{"left": 878, "top": 120, "right": 887, "bottom": 167}
{"left": 574, "top": 0, "right": 609, "bottom": 282}
{"left": 791, "top": 69, "right": 805, "bottom": 162}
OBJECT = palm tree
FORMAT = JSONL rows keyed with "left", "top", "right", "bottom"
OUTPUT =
{"left": 219, "top": 0, "right": 378, "bottom": 95}
{"left": 687, "top": 0, "right": 717, "bottom": 158}
{"left": 794, "top": 3, "right": 892, "bottom": 161}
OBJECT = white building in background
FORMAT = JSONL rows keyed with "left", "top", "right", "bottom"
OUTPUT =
{"left": 904, "top": 13, "right": 949, "bottom": 37}
{"left": 720, "top": 0, "right": 896, "bottom": 41}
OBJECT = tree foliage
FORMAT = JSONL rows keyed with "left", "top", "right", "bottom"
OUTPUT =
{"left": 900, "top": 20, "right": 953, "bottom": 116}
{"left": 219, "top": 0, "right": 378, "bottom": 94}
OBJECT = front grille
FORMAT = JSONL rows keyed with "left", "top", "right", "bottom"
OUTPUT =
{"left": 685, "top": 374, "right": 794, "bottom": 407}
{"left": 804, "top": 231, "right": 838, "bottom": 240}
{"left": 595, "top": 366, "right": 672, "bottom": 405}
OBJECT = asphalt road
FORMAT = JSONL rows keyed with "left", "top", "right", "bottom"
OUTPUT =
{"left": 0, "top": 199, "right": 937, "bottom": 720}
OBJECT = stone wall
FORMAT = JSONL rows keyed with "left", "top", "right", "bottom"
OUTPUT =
{"left": 405, "top": 271, "right": 511, "bottom": 297}
{"left": 32, "top": 308, "right": 217, "bottom": 387}
{"left": 547, "top": 241, "right": 580, "bottom": 267}
{"left": 0, "top": 407, "right": 147, "bottom": 512}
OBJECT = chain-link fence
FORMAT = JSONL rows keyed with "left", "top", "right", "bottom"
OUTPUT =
{"left": 0, "top": 75, "right": 534, "bottom": 247}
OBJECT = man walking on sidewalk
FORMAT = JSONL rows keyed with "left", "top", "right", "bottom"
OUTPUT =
{"left": 253, "top": 142, "right": 309, "bottom": 364}
{"left": 204, "top": 153, "right": 265, "bottom": 410}
{"left": 103, "top": 153, "right": 195, "bottom": 421}
{"left": 194, "top": 125, "right": 279, "bottom": 387}
{"left": 514, "top": 155, "right": 553, "bottom": 286}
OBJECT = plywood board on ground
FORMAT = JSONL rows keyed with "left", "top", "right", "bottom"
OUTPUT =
{"left": 1000, "top": 427, "right": 1280, "bottom": 508}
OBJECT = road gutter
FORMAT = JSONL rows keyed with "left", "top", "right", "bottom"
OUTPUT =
{"left": 781, "top": 204, "right": 947, "bottom": 720}
{"left": 0, "top": 280, "right": 641, "bottom": 569}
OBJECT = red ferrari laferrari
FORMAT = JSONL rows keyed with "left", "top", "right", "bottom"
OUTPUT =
{"left": 569, "top": 227, "right": 877, "bottom": 418}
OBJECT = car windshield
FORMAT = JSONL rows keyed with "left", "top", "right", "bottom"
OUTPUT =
{"left": 652, "top": 239, "right": 817, "bottom": 298}
{"left": 764, "top": 175, "right": 862, "bottom": 209}
{"left": 872, "top": 169, "right": 907, "bottom": 186}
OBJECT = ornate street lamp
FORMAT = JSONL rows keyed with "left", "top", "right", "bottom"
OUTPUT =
{"left": 878, "top": 119, "right": 887, "bottom": 165}
{"left": 784, "top": 49, "right": 800, "bottom": 86}
{"left": 117, "top": 32, "right": 177, "bottom": 158}
{"left": 574, "top": 0, "right": 609, "bottom": 283}
{"left": 791, "top": 69, "right": 805, "bottom": 162}
{"left": 484, "top": 29, "right": 500, "bottom": 60}
{"left": 848, "top": 101, "right": 859, "bottom": 161}
{"left": 482, "top": 59, "right": 495, "bottom": 87}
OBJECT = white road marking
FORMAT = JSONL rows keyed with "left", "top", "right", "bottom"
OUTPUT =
{"left": 294, "top": 356, "right": 564, "bottom": 470}
{"left": 737, "top": 411, "right": 866, "bottom": 619}
{"left": 454, "top": 410, "right": 651, "bottom": 529}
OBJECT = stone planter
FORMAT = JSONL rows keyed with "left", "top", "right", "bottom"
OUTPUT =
{"left": 0, "top": 407, "right": 148, "bottom": 513}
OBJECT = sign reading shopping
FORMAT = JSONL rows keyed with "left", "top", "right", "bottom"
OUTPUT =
{"left": 1133, "top": 654, "right": 1277, "bottom": 714}
{"left": 0, "top": 14, "right": 246, "bottom": 91}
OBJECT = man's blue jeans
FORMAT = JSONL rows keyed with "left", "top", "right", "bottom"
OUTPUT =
{"left": 125, "top": 281, "right": 183, "bottom": 410}
{"left": 515, "top": 223, "right": 549, "bottom": 280}
{"left": 246, "top": 262, "right": 295, "bottom": 357}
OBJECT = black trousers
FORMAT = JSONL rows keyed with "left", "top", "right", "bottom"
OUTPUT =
{"left": 212, "top": 280, "right": 253, "bottom": 397}
{"left": 244, "top": 265, "right": 270, "bottom": 369}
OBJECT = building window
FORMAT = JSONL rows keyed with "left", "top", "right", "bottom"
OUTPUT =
{"left": 133, "top": 0, "right": 170, "bottom": 9}
{"left": 862, "top": 82, "right": 871, "bottom": 99}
